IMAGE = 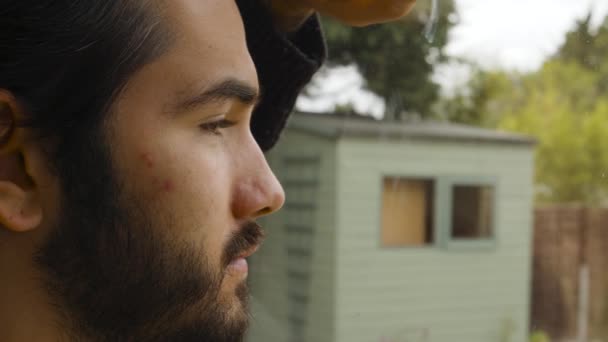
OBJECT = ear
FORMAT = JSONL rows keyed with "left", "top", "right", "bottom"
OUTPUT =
{"left": 0, "top": 91, "right": 43, "bottom": 233}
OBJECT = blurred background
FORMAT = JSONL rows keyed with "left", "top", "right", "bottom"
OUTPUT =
{"left": 248, "top": 1, "right": 608, "bottom": 341}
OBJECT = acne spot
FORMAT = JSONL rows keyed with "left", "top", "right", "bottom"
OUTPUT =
{"left": 162, "top": 180, "right": 174, "bottom": 192}
{"left": 139, "top": 152, "right": 154, "bottom": 168}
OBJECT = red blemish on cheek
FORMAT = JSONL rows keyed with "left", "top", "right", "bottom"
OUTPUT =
{"left": 139, "top": 153, "right": 154, "bottom": 168}
{"left": 162, "top": 180, "right": 174, "bottom": 192}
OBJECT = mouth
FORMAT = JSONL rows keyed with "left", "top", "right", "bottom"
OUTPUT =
{"left": 235, "top": 244, "right": 260, "bottom": 260}
{"left": 226, "top": 244, "right": 260, "bottom": 275}
{"left": 223, "top": 221, "right": 265, "bottom": 276}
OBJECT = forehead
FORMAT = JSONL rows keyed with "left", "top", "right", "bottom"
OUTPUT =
{"left": 159, "top": 0, "right": 257, "bottom": 91}
{"left": 164, "top": 0, "right": 245, "bottom": 47}
{"left": 113, "top": 0, "right": 258, "bottom": 120}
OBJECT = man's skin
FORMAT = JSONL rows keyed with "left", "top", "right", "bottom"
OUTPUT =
{"left": 0, "top": 1, "right": 283, "bottom": 340}
{"left": 0, "top": 0, "right": 415, "bottom": 340}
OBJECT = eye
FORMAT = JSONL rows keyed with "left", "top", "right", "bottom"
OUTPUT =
{"left": 199, "top": 119, "right": 236, "bottom": 135}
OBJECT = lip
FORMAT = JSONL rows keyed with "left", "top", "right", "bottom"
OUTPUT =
{"left": 235, "top": 244, "right": 260, "bottom": 260}
{"left": 226, "top": 245, "right": 260, "bottom": 276}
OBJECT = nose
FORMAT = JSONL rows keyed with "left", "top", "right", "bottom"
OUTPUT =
{"left": 231, "top": 138, "right": 285, "bottom": 219}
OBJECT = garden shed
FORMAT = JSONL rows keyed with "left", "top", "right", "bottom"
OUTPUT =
{"left": 247, "top": 112, "right": 536, "bottom": 342}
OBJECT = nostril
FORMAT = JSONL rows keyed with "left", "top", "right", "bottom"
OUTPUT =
{"left": 257, "top": 206, "right": 273, "bottom": 216}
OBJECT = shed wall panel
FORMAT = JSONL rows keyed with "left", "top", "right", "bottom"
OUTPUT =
{"left": 247, "top": 131, "right": 337, "bottom": 342}
{"left": 335, "top": 138, "right": 534, "bottom": 342}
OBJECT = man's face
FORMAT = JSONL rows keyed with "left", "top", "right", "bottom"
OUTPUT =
{"left": 35, "top": 0, "right": 285, "bottom": 340}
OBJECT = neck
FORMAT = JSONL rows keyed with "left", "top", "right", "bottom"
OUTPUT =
{"left": 0, "top": 230, "right": 68, "bottom": 342}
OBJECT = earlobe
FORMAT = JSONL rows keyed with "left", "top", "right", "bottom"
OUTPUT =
{"left": 0, "top": 181, "right": 42, "bottom": 232}
{"left": 0, "top": 92, "right": 44, "bottom": 233}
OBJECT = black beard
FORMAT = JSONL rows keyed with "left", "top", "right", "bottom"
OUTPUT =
{"left": 34, "top": 127, "right": 263, "bottom": 341}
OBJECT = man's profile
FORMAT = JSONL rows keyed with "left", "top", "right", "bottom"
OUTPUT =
{"left": 0, "top": 0, "right": 414, "bottom": 341}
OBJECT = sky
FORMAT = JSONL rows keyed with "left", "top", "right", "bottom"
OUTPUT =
{"left": 446, "top": 0, "right": 608, "bottom": 71}
{"left": 297, "top": 0, "right": 608, "bottom": 117}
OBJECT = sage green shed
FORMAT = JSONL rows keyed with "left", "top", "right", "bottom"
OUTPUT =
{"left": 247, "top": 112, "right": 536, "bottom": 342}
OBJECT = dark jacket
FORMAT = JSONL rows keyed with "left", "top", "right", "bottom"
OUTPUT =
{"left": 236, "top": 0, "right": 327, "bottom": 151}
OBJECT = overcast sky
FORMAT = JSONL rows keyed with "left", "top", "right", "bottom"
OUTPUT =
{"left": 447, "top": 0, "right": 608, "bottom": 71}
{"left": 297, "top": 0, "right": 608, "bottom": 116}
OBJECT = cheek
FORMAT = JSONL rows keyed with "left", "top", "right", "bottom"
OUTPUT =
{"left": 125, "top": 144, "right": 239, "bottom": 271}
{"left": 137, "top": 149, "right": 232, "bottom": 227}
{"left": 139, "top": 152, "right": 155, "bottom": 169}
{"left": 134, "top": 151, "right": 179, "bottom": 196}
{"left": 136, "top": 152, "right": 173, "bottom": 193}
{"left": 162, "top": 180, "right": 175, "bottom": 193}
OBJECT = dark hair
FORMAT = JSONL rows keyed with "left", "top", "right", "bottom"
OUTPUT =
{"left": 0, "top": 0, "right": 171, "bottom": 170}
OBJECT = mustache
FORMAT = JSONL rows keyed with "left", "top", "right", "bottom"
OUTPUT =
{"left": 222, "top": 221, "right": 265, "bottom": 268}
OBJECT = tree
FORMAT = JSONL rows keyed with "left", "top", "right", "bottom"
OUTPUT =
{"left": 442, "top": 13, "right": 608, "bottom": 125}
{"left": 438, "top": 13, "right": 608, "bottom": 205}
{"left": 435, "top": 67, "right": 514, "bottom": 126}
{"left": 498, "top": 60, "right": 608, "bottom": 205}
{"left": 320, "top": 0, "right": 457, "bottom": 119}
{"left": 443, "top": 59, "right": 608, "bottom": 205}
{"left": 555, "top": 13, "right": 608, "bottom": 93}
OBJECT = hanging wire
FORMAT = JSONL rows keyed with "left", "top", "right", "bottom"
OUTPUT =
{"left": 423, "top": 0, "right": 440, "bottom": 44}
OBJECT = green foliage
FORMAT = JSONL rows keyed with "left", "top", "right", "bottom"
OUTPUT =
{"left": 558, "top": 15, "right": 608, "bottom": 70}
{"left": 437, "top": 67, "right": 514, "bottom": 126}
{"left": 320, "top": 0, "right": 456, "bottom": 118}
{"left": 499, "top": 18, "right": 608, "bottom": 206}
{"left": 484, "top": 60, "right": 608, "bottom": 205}
{"left": 529, "top": 330, "right": 551, "bottom": 342}
{"left": 440, "top": 14, "right": 608, "bottom": 205}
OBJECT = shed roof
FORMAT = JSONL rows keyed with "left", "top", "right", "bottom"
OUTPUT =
{"left": 287, "top": 112, "right": 537, "bottom": 146}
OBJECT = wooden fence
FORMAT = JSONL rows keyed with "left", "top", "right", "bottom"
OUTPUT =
{"left": 532, "top": 206, "right": 608, "bottom": 341}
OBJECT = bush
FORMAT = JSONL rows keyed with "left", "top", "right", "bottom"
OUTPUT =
{"left": 530, "top": 330, "right": 550, "bottom": 342}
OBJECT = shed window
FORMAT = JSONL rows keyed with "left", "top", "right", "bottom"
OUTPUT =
{"left": 381, "top": 177, "right": 434, "bottom": 247}
{"left": 451, "top": 185, "right": 494, "bottom": 239}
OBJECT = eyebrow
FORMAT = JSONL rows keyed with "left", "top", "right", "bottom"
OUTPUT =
{"left": 172, "top": 78, "right": 261, "bottom": 114}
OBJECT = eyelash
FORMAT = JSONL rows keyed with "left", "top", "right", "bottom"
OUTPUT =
{"left": 199, "top": 119, "right": 236, "bottom": 135}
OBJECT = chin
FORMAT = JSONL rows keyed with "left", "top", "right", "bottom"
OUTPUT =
{"left": 219, "top": 280, "right": 250, "bottom": 321}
